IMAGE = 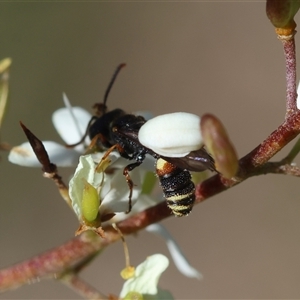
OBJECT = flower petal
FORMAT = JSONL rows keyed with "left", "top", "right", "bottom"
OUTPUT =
{"left": 52, "top": 100, "right": 91, "bottom": 147}
{"left": 120, "top": 254, "right": 172, "bottom": 299}
{"left": 69, "top": 155, "right": 101, "bottom": 219}
{"left": 107, "top": 194, "right": 162, "bottom": 224}
{"left": 99, "top": 166, "right": 142, "bottom": 215}
{"left": 69, "top": 153, "right": 140, "bottom": 220}
{"left": 146, "top": 224, "right": 203, "bottom": 279}
{"left": 8, "top": 141, "right": 80, "bottom": 167}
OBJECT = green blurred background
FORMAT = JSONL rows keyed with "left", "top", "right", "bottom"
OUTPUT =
{"left": 0, "top": 2, "right": 300, "bottom": 299}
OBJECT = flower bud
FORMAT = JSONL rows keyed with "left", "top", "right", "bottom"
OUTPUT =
{"left": 81, "top": 179, "right": 100, "bottom": 223}
{"left": 266, "top": 0, "right": 300, "bottom": 33}
{"left": 201, "top": 114, "right": 238, "bottom": 178}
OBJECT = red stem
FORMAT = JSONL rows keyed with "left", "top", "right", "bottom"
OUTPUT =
{"left": 283, "top": 37, "right": 297, "bottom": 116}
{"left": 0, "top": 233, "right": 107, "bottom": 291}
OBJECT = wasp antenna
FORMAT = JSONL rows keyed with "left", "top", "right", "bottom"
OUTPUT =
{"left": 66, "top": 116, "right": 97, "bottom": 148}
{"left": 103, "top": 63, "right": 126, "bottom": 109}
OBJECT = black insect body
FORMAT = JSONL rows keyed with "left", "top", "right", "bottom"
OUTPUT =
{"left": 88, "top": 109, "right": 126, "bottom": 148}
{"left": 156, "top": 158, "right": 196, "bottom": 217}
{"left": 89, "top": 110, "right": 158, "bottom": 213}
{"left": 85, "top": 64, "right": 216, "bottom": 216}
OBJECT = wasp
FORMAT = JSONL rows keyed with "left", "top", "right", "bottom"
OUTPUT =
{"left": 78, "top": 64, "right": 216, "bottom": 217}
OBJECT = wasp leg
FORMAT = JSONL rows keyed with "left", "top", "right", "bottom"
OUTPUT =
{"left": 123, "top": 161, "right": 143, "bottom": 214}
{"left": 85, "top": 133, "right": 112, "bottom": 154}
{"left": 94, "top": 144, "right": 142, "bottom": 214}
{"left": 94, "top": 144, "right": 118, "bottom": 173}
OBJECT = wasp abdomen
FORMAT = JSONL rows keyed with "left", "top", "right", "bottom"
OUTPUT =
{"left": 156, "top": 158, "right": 195, "bottom": 217}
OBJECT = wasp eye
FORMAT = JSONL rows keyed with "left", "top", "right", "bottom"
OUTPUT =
{"left": 138, "top": 112, "right": 203, "bottom": 157}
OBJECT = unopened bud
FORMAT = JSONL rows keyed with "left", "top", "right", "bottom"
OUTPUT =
{"left": 81, "top": 179, "right": 100, "bottom": 223}
{"left": 266, "top": 0, "right": 300, "bottom": 34}
{"left": 201, "top": 114, "right": 238, "bottom": 178}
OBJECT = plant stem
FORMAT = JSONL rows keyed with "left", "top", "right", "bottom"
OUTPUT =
{"left": 60, "top": 273, "right": 107, "bottom": 300}
{"left": 0, "top": 231, "right": 117, "bottom": 292}
{"left": 282, "top": 35, "right": 298, "bottom": 117}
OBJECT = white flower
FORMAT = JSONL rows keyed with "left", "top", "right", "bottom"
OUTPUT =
{"left": 69, "top": 153, "right": 145, "bottom": 223}
{"left": 8, "top": 93, "right": 91, "bottom": 167}
{"left": 119, "top": 254, "right": 173, "bottom": 300}
{"left": 69, "top": 151, "right": 202, "bottom": 278}
{"left": 69, "top": 152, "right": 203, "bottom": 282}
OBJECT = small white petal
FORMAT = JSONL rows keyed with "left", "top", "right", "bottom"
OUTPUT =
{"left": 146, "top": 224, "right": 203, "bottom": 279}
{"left": 69, "top": 153, "right": 142, "bottom": 219}
{"left": 52, "top": 105, "right": 91, "bottom": 146}
{"left": 120, "top": 254, "right": 170, "bottom": 298}
{"left": 69, "top": 155, "right": 102, "bottom": 219}
{"left": 107, "top": 194, "right": 161, "bottom": 224}
{"left": 8, "top": 141, "right": 80, "bottom": 167}
{"left": 99, "top": 166, "right": 141, "bottom": 215}
{"left": 138, "top": 112, "right": 203, "bottom": 157}
{"left": 297, "top": 81, "right": 300, "bottom": 109}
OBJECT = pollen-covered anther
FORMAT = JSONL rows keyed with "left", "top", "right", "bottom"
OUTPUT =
{"left": 120, "top": 266, "right": 135, "bottom": 280}
{"left": 138, "top": 112, "right": 203, "bottom": 157}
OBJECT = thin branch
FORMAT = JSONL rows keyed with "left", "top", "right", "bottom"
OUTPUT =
{"left": 239, "top": 111, "right": 300, "bottom": 170}
{"left": 281, "top": 35, "right": 298, "bottom": 117}
{"left": 261, "top": 162, "right": 300, "bottom": 176}
{"left": 59, "top": 273, "right": 108, "bottom": 300}
{"left": 0, "top": 231, "right": 119, "bottom": 292}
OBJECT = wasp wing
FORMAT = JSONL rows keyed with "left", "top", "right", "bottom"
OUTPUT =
{"left": 162, "top": 147, "right": 216, "bottom": 172}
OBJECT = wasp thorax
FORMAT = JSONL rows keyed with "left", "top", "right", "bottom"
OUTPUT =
{"left": 138, "top": 112, "right": 203, "bottom": 157}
